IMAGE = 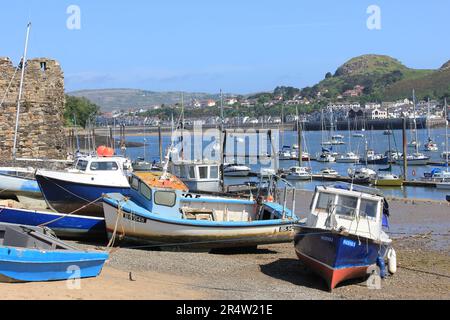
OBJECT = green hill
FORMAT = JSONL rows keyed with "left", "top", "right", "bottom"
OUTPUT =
{"left": 68, "top": 89, "right": 221, "bottom": 112}
{"left": 316, "top": 54, "right": 447, "bottom": 101}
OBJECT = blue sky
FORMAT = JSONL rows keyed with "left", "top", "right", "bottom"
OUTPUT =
{"left": 1, "top": 0, "right": 448, "bottom": 94}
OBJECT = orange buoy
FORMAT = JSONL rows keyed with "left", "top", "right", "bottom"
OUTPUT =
{"left": 97, "top": 146, "right": 114, "bottom": 157}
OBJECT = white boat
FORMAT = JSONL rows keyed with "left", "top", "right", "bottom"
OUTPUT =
{"left": 336, "top": 152, "right": 360, "bottom": 163}
{"left": 397, "top": 153, "right": 430, "bottom": 166}
{"left": 102, "top": 172, "right": 298, "bottom": 250}
{"left": 286, "top": 167, "right": 312, "bottom": 181}
{"left": 320, "top": 168, "right": 339, "bottom": 176}
{"left": 424, "top": 139, "right": 438, "bottom": 152}
{"left": 170, "top": 160, "right": 221, "bottom": 193}
{"left": 436, "top": 180, "right": 450, "bottom": 190}
{"left": 442, "top": 151, "right": 450, "bottom": 160}
{"left": 223, "top": 163, "right": 251, "bottom": 177}
{"left": 259, "top": 168, "right": 277, "bottom": 178}
{"left": 316, "top": 152, "right": 336, "bottom": 163}
{"left": 35, "top": 155, "right": 132, "bottom": 217}
{"left": 353, "top": 133, "right": 365, "bottom": 138}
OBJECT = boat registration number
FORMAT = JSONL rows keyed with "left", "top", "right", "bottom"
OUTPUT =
{"left": 279, "top": 225, "right": 293, "bottom": 232}
{"left": 123, "top": 212, "right": 147, "bottom": 224}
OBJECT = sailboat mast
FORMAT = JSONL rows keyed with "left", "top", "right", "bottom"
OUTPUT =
{"left": 445, "top": 98, "right": 449, "bottom": 168}
{"left": 413, "top": 89, "right": 419, "bottom": 153}
{"left": 12, "top": 22, "right": 31, "bottom": 160}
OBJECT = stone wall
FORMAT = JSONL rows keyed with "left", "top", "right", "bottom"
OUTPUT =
{"left": 0, "top": 57, "right": 67, "bottom": 160}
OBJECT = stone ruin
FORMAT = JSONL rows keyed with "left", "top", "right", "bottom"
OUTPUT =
{"left": 0, "top": 57, "right": 67, "bottom": 161}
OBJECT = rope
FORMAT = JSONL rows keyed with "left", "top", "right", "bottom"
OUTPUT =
{"left": 106, "top": 199, "right": 126, "bottom": 249}
{"left": 38, "top": 196, "right": 104, "bottom": 227}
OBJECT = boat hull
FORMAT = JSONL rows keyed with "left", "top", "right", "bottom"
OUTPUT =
{"left": 0, "top": 247, "right": 108, "bottom": 283}
{"left": 103, "top": 200, "right": 295, "bottom": 249}
{"left": 36, "top": 175, "right": 130, "bottom": 217}
{"left": 0, "top": 206, "right": 106, "bottom": 239}
{"left": 294, "top": 226, "right": 388, "bottom": 290}
{"left": 436, "top": 183, "right": 450, "bottom": 190}
{"left": 183, "top": 180, "right": 221, "bottom": 193}
{"left": 371, "top": 179, "right": 404, "bottom": 187}
{"left": 224, "top": 170, "right": 251, "bottom": 177}
{"left": 0, "top": 174, "right": 42, "bottom": 199}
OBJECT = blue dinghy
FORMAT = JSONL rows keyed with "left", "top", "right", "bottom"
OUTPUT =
{"left": 0, "top": 223, "right": 108, "bottom": 283}
{"left": 0, "top": 203, "right": 106, "bottom": 240}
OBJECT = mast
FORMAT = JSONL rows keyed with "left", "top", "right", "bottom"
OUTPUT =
{"left": 445, "top": 98, "right": 449, "bottom": 169}
{"left": 12, "top": 22, "right": 31, "bottom": 160}
{"left": 180, "top": 93, "right": 185, "bottom": 160}
{"left": 412, "top": 89, "right": 419, "bottom": 154}
{"left": 297, "top": 106, "right": 303, "bottom": 167}
{"left": 219, "top": 90, "right": 225, "bottom": 193}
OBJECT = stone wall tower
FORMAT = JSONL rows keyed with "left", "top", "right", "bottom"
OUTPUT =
{"left": 0, "top": 57, "right": 67, "bottom": 160}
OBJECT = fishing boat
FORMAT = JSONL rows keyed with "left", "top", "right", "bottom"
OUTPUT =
{"left": 169, "top": 160, "right": 221, "bottom": 193}
{"left": 223, "top": 163, "right": 251, "bottom": 177}
{"left": 35, "top": 155, "right": 133, "bottom": 217}
{"left": 294, "top": 183, "right": 394, "bottom": 290}
{"left": 0, "top": 223, "right": 108, "bottom": 283}
{"left": 286, "top": 167, "right": 312, "bottom": 181}
{"left": 102, "top": 172, "right": 298, "bottom": 250}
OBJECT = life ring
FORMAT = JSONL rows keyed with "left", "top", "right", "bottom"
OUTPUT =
{"left": 412, "top": 169, "right": 416, "bottom": 177}
{"left": 266, "top": 195, "right": 274, "bottom": 202}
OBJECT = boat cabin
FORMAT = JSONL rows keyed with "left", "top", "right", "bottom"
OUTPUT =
{"left": 71, "top": 156, "right": 133, "bottom": 174}
{"left": 306, "top": 183, "right": 389, "bottom": 241}
{"left": 169, "top": 160, "right": 221, "bottom": 193}
{"left": 125, "top": 172, "right": 294, "bottom": 223}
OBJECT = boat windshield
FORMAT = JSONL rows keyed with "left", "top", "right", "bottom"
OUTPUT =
{"left": 154, "top": 191, "right": 176, "bottom": 207}
{"left": 90, "top": 161, "right": 119, "bottom": 171}
{"left": 210, "top": 166, "right": 219, "bottom": 179}
{"left": 76, "top": 160, "right": 88, "bottom": 171}
{"left": 316, "top": 192, "right": 336, "bottom": 211}
{"left": 335, "top": 195, "right": 358, "bottom": 217}
{"left": 199, "top": 166, "right": 208, "bottom": 179}
{"left": 360, "top": 198, "right": 378, "bottom": 219}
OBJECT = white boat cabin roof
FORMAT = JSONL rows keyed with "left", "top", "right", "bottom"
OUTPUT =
{"left": 306, "top": 183, "right": 390, "bottom": 243}
{"left": 72, "top": 156, "right": 132, "bottom": 173}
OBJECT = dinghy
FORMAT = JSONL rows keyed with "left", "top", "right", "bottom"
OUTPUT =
{"left": 294, "top": 183, "right": 393, "bottom": 290}
{"left": 0, "top": 223, "right": 108, "bottom": 283}
{"left": 102, "top": 172, "right": 298, "bottom": 250}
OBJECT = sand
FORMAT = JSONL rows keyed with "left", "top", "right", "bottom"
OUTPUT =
{"left": 0, "top": 190, "right": 448, "bottom": 300}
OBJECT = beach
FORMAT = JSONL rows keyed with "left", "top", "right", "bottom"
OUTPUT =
{"left": 0, "top": 190, "right": 448, "bottom": 300}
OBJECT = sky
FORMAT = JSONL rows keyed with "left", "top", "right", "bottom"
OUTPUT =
{"left": 0, "top": 0, "right": 448, "bottom": 94}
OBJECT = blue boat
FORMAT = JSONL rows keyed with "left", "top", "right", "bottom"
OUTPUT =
{"left": 102, "top": 172, "right": 299, "bottom": 250}
{"left": 0, "top": 204, "right": 106, "bottom": 240}
{"left": 294, "top": 183, "right": 393, "bottom": 291}
{"left": 0, "top": 223, "right": 108, "bottom": 283}
{"left": 35, "top": 156, "right": 132, "bottom": 217}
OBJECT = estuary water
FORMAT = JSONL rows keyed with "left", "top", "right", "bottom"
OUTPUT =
{"left": 121, "top": 127, "right": 449, "bottom": 201}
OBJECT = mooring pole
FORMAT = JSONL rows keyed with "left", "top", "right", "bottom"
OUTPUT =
{"left": 402, "top": 117, "right": 408, "bottom": 180}
{"left": 158, "top": 124, "right": 163, "bottom": 164}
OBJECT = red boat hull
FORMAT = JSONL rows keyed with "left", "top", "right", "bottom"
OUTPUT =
{"left": 296, "top": 250, "right": 369, "bottom": 291}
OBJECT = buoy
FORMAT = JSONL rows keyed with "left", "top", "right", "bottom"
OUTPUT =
{"left": 387, "top": 248, "right": 397, "bottom": 274}
{"left": 97, "top": 145, "right": 114, "bottom": 157}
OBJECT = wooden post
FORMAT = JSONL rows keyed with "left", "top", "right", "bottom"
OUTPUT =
{"left": 402, "top": 117, "right": 408, "bottom": 180}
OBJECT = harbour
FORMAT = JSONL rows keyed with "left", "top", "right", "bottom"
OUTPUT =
{"left": 1, "top": 1, "right": 449, "bottom": 304}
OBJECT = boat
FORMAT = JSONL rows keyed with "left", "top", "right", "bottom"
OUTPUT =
{"left": 316, "top": 148, "right": 336, "bottom": 163}
{"left": 0, "top": 167, "right": 47, "bottom": 208}
{"left": 132, "top": 157, "right": 159, "bottom": 172}
{"left": 35, "top": 155, "right": 133, "bottom": 217}
{"left": 424, "top": 138, "right": 438, "bottom": 152}
{"left": 336, "top": 152, "right": 360, "bottom": 163}
{"left": 278, "top": 146, "right": 293, "bottom": 161}
{"left": 294, "top": 183, "right": 393, "bottom": 291}
{"left": 0, "top": 199, "right": 106, "bottom": 239}
{"left": 371, "top": 173, "right": 404, "bottom": 187}
{"left": 223, "top": 163, "right": 251, "bottom": 177}
{"left": 383, "top": 130, "right": 393, "bottom": 136}
{"left": 320, "top": 168, "right": 339, "bottom": 176}
{"left": 396, "top": 153, "right": 430, "bottom": 166}
{"left": 364, "top": 150, "right": 388, "bottom": 165}
{"left": 436, "top": 180, "right": 450, "bottom": 190}
{"left": 349, "top": 167, "right": 377, "bottom": 184}
{"left": 0, "top": 222, "right": 108, "bottom": 283}
{"left": 259, "top": 168, "right": 277, "bottom": 178}
{"left": 442, "top": 151, "right": 450, "bottom": 160}
{"left": 169, "top": 160, "right": 221, "bottom": 193}
{"left": 286, "top": 167, "right": 312, "bottom": 181}
{"left": 102, "top": 172, "right": 298, "bottom": 250}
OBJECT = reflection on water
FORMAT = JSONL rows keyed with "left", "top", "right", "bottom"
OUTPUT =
{"left": 121, "top": 128, "right": 449, "bottom": 201}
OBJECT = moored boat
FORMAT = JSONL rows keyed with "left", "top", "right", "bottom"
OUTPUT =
{"left": 371, "top": 173, "right": 404, "bottom": 187}
{"left": 102, "top": 172, "right": 298, "bottom": 250}
{"left": 294, "top": 183, "right": 393, "bottom": 290}
{"left": 286, "top": 166, "right": 312, "bottom": 181}
{"left": 223, "top": 163, "right": 251, "bottom": 177}
{"left": 0, "top": 223, "right": 108, "bottom": 283}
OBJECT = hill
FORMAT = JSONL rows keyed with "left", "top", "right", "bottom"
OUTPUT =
{"left": 314, "top": 54, "right": 445, "bottom": 101}
{"left": 68, "top": 89, "right": 221, "bottom": 112}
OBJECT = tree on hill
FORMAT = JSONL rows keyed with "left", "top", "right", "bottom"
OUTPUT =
{"left": 64, "top": 95, "right": 100, "bottom": 128}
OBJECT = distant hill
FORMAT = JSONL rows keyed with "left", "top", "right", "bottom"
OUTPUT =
{"left": 315, "top": 54, "right": 448, "bottom": 101}
{"left": 68, "top": 89, "right": 222, "bottom": 111}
